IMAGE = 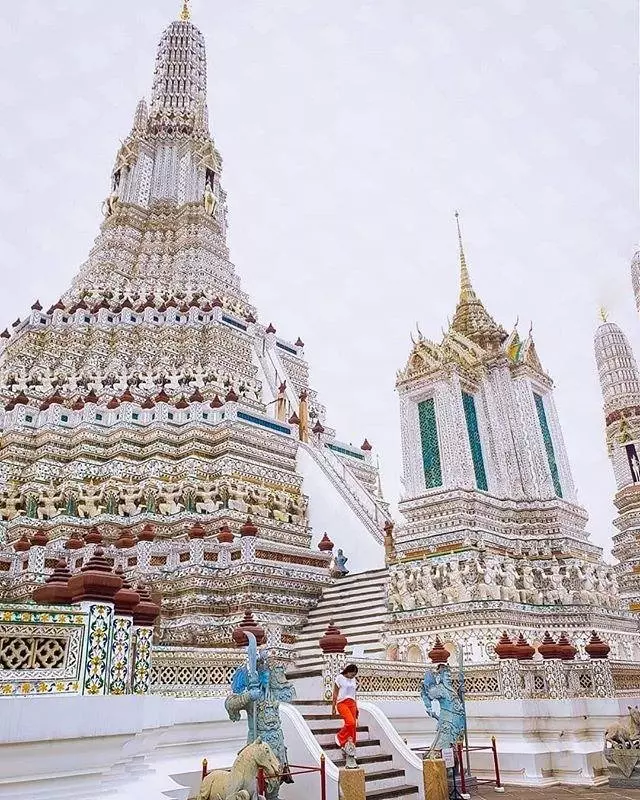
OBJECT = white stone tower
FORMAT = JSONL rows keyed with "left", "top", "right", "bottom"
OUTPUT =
{"left": 0, "top": 4, "right": 389, "bottom": 654}
{"left": 594, "top": 296, "right": 640, "bottom": 610}
{"left": 384, "top": 216, "right": 637, "bottom": 664}
{"left": 396, "top": 214, "right": 584, "bottom": 554}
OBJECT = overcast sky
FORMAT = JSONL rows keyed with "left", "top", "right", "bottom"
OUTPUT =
{"left": 0, "top": 0, "right": 637, "bottom": 558}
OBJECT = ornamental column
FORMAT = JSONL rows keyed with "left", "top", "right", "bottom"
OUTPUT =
{"left": 67, "top": 546, "right": 123, "bottom": 696}
{"left": 131, "top": 584, "right": 161, "bottom": 695}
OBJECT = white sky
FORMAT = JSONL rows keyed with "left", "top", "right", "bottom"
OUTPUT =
{"left": 0, "top": 0, "right": 637, "bottom": 559}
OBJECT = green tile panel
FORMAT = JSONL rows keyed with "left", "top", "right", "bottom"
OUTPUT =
{"left": 462, "top": 392, "right": 488, "bottom": 491}
{"left": 533, "top": 392, "right": 563, "bottom": 498}
{"left": 418, "top": 398, "right": 442, "bottom": 488}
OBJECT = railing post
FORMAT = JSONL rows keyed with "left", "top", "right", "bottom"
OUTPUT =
{"left": 491, "top": 736, "right": 504, "bottom": 793}
{"left": 320, "top": 753, "right": 326, "bottom": 800}
{"left": 457, "top": 742, "right": 467, "bottom": 796}
{"left": 257, "top": 766, "right": 266, "bottom": 797}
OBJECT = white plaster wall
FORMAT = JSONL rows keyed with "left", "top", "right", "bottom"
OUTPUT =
{"left": 0, "top": 695, "right": 243, "bottom": 800}
{"left": 296, "top": 445, "right": 384, "bottom": 572}
{"left": 376, "top": 695, "right": 640, "bottom": 787}
{"left": 0, "top": 696, "right": 340, "bottom": 800}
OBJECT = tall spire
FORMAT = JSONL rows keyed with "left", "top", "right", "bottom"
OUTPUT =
{"left": 455, "top": 211, "right": 475, "bottom": 303}
{"left": 449, "top": 212, "right": 507, "bottom": 350}
{"left": 180, "top": 0, "right": 191, "bottom": 21}
{"left": 150, "top": 10, "right": 207, "bottom": 119}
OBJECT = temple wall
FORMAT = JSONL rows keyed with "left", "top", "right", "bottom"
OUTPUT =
{"left": 379, "top": 696, "right": 640, "bottom": 787}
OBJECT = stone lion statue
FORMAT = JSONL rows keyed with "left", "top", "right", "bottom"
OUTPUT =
{"left": 197, "top": 738, "right": 281, "bottom": 800}
{"left": 605, "top": 706, "right": 640, "bottom": 749}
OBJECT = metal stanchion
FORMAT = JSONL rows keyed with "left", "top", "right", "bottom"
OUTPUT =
{"left": 491, "top": 736, "right": 505, "bottom": 793}
{"left": 320, "top": 754, "right": 327, "bottom": 800}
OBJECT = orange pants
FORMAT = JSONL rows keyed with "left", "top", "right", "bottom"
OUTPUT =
{"left": 336, "top": 698, "right": 358, "bottom": 747}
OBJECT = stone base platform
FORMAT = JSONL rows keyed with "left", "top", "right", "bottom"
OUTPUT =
{"left": 475, "top": 787, "right": 640, "bottom": 799}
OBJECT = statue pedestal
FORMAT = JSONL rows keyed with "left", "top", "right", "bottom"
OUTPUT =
{"left": 339, "top": 767, "right": 366, "bottom": 800}
{"left": 606, "top": 748, "right": 640, "bottom": 787}
{"left": 423, "top": 758, "right": 448, "bottom": 800}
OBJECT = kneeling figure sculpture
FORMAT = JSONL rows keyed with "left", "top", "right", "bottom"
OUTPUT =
{"left": 603, "top": 706, "right": 640, "bottom": 785}
{"left": 196, "top": 738, "right": 280, "bottom": 800}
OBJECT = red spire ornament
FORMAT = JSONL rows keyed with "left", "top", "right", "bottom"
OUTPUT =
{"left": 428, "top": 636, "right": 450, "bottom": 664}
{"left": 319, "top": 621, "right": 347, "bottom": 653}
{"left": 556, "top": 632, "right": 577, "bottom": 661}
{"left": 494, "top": 631, "right": 518, "bottom": 660}
{"left": 514, "top": 633, "right": 535, "bottom": 661}
{"left": 538, "top": 631, "right": 560, "bottom": 660}
{"left": 33, "top": 559, "right": 73, "bottom": 605}
{"left": 132, "top": 583, "right": 161, "bottom": 626}
{"left": 232, "top": 610, "right": 266, "bottom": 647}
{"left": 585, "top": 631, "right": 611, "bottom": 660}
{"left": 318, "top": 533, "right": 334, "bottom": 552}
{"left": 217, "top": 523, "right": 234, "bottom": 543}
{"left": 68, "top": 547, "right": 122, "bottom": 603}
{"left": 113, "top": 567, "right": 141, "bottom": 616}
{"left": 240, "top": 518, "right": 258, "bottom": 537}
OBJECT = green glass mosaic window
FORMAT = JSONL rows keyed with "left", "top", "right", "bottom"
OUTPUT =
{"left": 533, "top": 392, "right": 563, "bottom": 498}
{"left": 462, "top": 392, "right": 488, "bottom": 491}
{"left": 418, "top": 399, "right": 442, "bottom": 488}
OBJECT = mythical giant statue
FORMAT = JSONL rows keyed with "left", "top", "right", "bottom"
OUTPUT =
{"left": 226, "top": 632, "right": 295, "bottom": 800}
{"left": 420, "top": 664, "right": 466, "bottom": 759}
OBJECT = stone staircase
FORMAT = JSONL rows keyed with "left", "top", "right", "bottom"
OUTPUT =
{"left": 289, "top": 569, "right": 389, "bottom": 679}
{"left": 292, "top": 701, "right": 420, "bottom": 800}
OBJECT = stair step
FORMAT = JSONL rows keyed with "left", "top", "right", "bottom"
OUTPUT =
{"left": 311, "top": 725, "right": 369, "bottom": 735}
{"left": 314, "top": 599, "right": 386, "bottom": 613}
{"left": 286, "top": 668, "right": 322, "bottom": 679}
{"left": 293, "top": 637, "right": 382, "bottom": 648}
{"left": 323, "top": 739, "right": 381, "bottom": 752}
{"left": 317, "top": 587, "right": 386, "bottom": 603}
{"left": 364, "top": 769, "right": 404, "bottom": 783}
{"left": 306, "top": 612, "right": 386, "bottom": 628}
{"left": 366, "top": 785, "right": 419, "bottom": 800}
{"left": 320, "top": 575, "right": 386, "bottom": 591}
{"left": 291, "top": 700, "right": 329, "bottom": 706}
{"left": 333, "top": 754, "right": 393, "bottom": 768}
{"left": 300, "top": 619, "right": 385, "bottom": 634}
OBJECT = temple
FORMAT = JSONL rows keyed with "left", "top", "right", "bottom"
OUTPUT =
{"left": 1, "top": 5, "right": 640, "bottom": 798}
{"left": 0, "top": 8, "right": 388, "bottom": 653}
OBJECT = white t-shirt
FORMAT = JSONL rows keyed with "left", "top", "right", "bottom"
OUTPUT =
{"left": 335, "top": 674, "right": 357, "bottom": 703}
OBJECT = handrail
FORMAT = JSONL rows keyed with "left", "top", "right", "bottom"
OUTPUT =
{"left": 256, "top": 339, "right": 389, "bottom": 540}
{"left": 300, "top": 442, "right": 388, "bottom": 541}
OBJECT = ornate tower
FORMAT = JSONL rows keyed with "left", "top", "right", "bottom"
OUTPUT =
{"left": 594, "top": 313, "right": 640, "bottom": 609}
{"left": 0, "top": 6, "right": 388, "bottom": 652}
{"left": 384, "top": 217, "right": 636, "bottom": 665}
{"left": 397, "top": 214, "right": 582, "bottom": 547}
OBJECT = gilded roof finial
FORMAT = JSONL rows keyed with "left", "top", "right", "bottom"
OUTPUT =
{"left": 599, "top": 306, "right": 608, "bottom": 323}
{"left": 454, "top": 211, "right": 474, "bottom": 303}
{"left": 180, "top": 0, "right": 191, "bottom": 21}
